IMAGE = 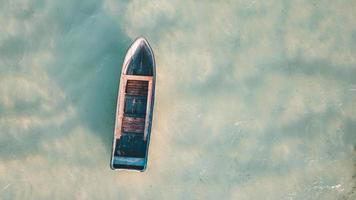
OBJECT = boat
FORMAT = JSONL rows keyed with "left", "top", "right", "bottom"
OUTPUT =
{"left": 110, "top": 37, "right": 156, "bottom": 171}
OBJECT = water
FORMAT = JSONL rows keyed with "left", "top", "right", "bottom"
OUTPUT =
{"left": 0, "top": 1, "right": 355, "bottom": 199}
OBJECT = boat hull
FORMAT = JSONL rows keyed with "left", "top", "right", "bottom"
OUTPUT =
{"left": 110, "top": 37, "right": 155, "bottom": 171}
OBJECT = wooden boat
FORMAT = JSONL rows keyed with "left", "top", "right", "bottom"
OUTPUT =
{"left": 110, "top": 37, "right": 155, "bottom": 171}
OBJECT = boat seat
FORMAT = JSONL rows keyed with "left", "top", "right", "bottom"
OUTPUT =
{"left": 122, "top": 116, "right": 145, "bottom": 134}
{"left": 125, "top": 80, "right": 148, "bottom": 96}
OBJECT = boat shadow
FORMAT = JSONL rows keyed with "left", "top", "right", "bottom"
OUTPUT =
{"left": 50, "top": 27, "right": 131, "bottom": 154}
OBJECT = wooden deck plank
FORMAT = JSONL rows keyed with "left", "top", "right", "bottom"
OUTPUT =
{"left": 122, "top": 116, "right": 145, "bottom": 133}
{"left": 126, "top": 80, "right": 149, "bottom": 96}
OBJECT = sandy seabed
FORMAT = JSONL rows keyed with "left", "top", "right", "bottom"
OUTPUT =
{"left": 0, "top": 1, "right": 355, "bottom": 199}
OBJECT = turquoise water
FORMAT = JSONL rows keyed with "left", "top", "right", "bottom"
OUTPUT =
{"left": 0, "top": 1, "right": 355, "bottom": 199}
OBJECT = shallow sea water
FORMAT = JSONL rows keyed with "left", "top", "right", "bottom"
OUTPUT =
{"left": 0, "top": 1, "right": 355, "bottom": 199}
